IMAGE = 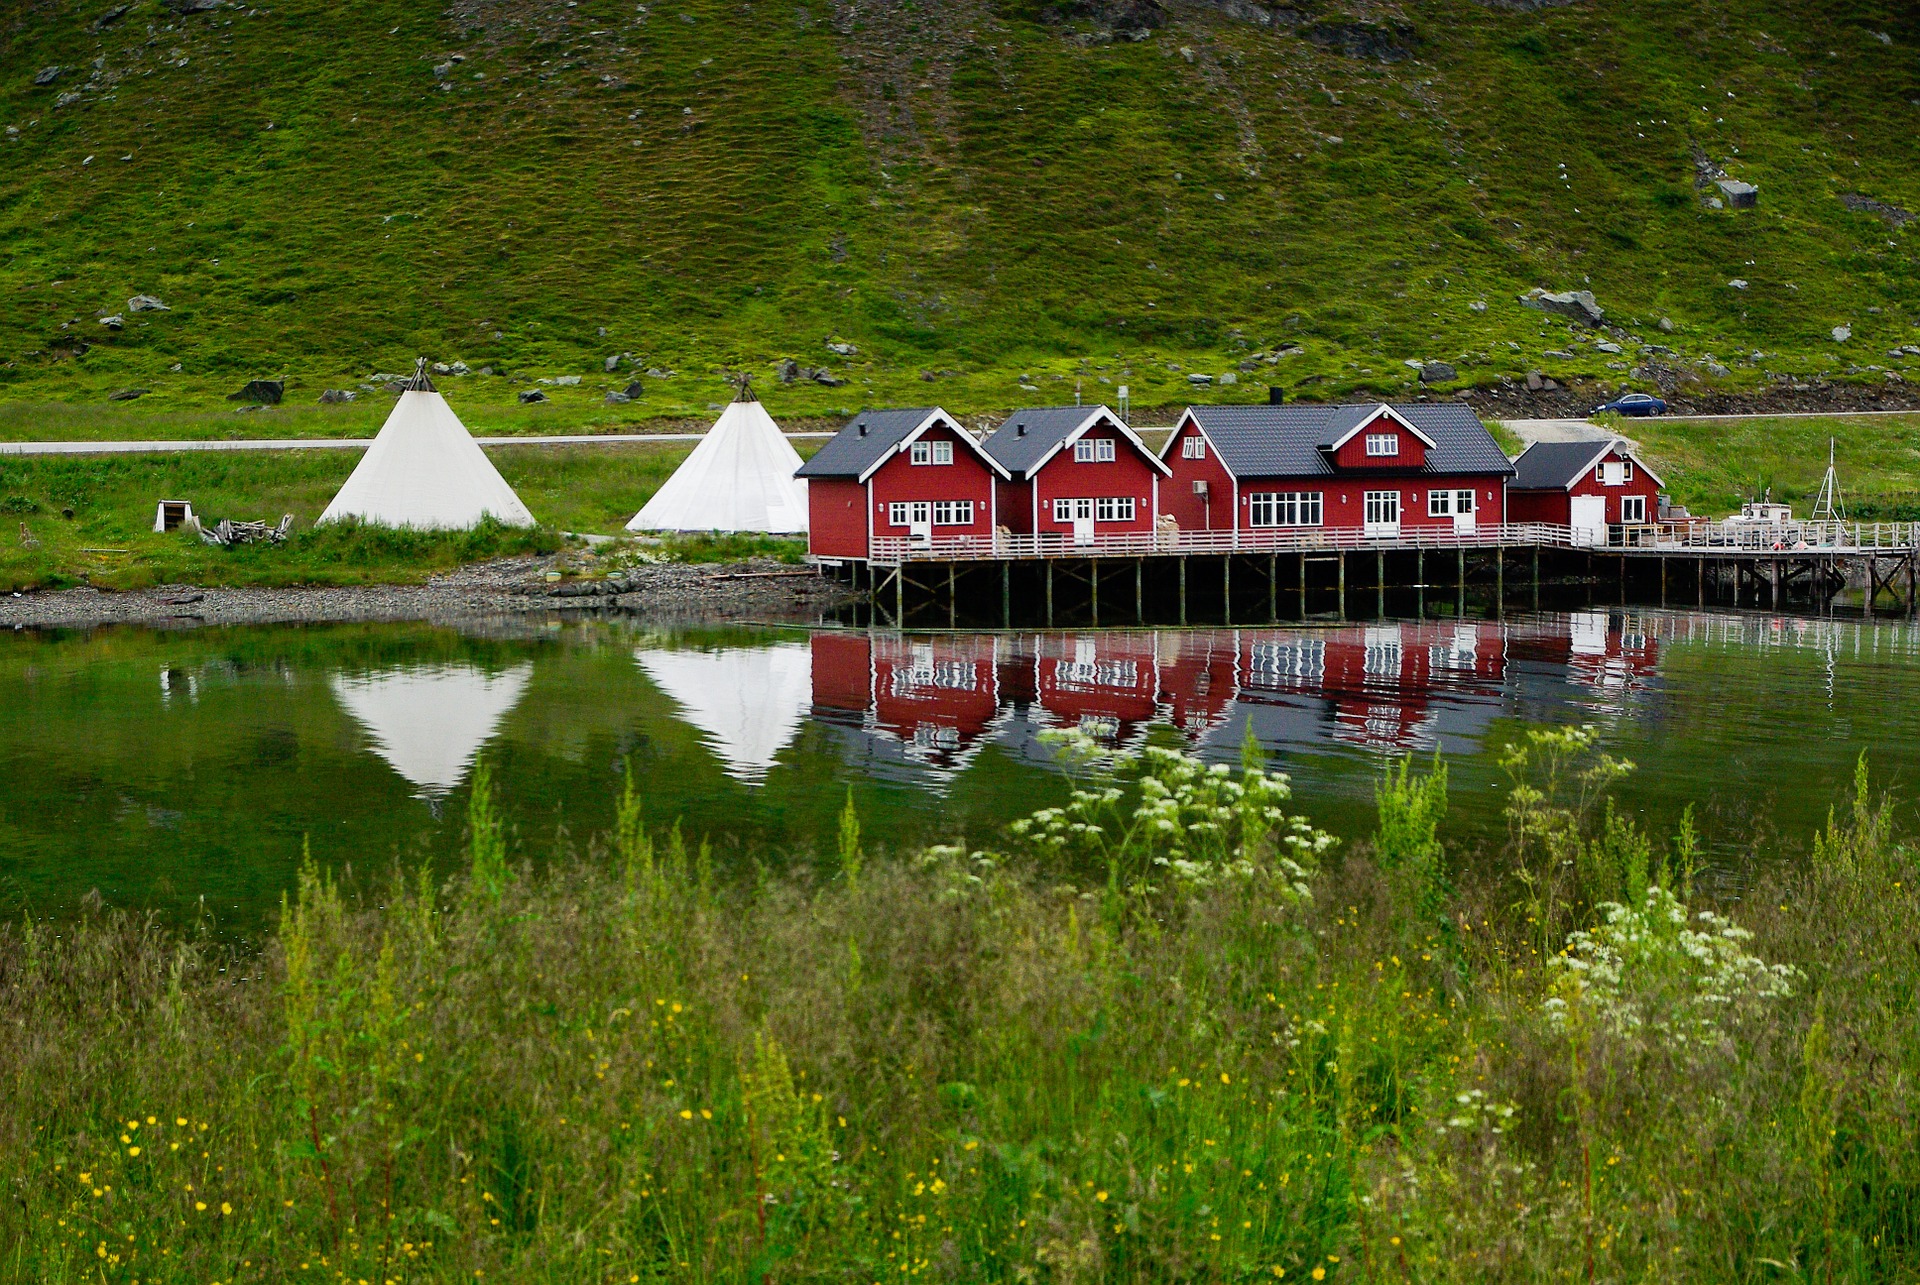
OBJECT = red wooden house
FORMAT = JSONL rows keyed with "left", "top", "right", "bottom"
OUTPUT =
{"left": 979, "top": 406, "right": 1169, "bottom": 541}
{"left": 1508, "top": 439, "right": 1664, "bottom": 545}
{"left": 1158, "top": 402, "right": 1514, "bottom": 538}
{"left": 797, "top": 407, "right": 1008, "bottom": 561}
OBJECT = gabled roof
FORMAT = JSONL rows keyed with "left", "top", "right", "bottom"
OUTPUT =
{"left": 1511, "top": 439, "right": 1665, "bottom": 490}
{"left": 1169, "top": 402, "right": 1516, "bottom": 480}
{"left": 795, "top": 407, "right": 1008, "bottom": 482}
{"left": 1324, "top": 403, "right": 1438, "bottom": 453}
{"left": 978, "top": 405, "right": 1172, "bottom": 480}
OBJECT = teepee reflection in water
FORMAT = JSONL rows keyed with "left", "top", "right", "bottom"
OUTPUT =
{"left": 331, "top": 662, "right": 534, "bottom": 798}
{"left": 633, "top": 642, "right": 813, "bottom": 783}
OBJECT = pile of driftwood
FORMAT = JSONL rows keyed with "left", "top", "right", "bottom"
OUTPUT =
{"left": 196, "top": 514, "right": 294, "bottom": 547}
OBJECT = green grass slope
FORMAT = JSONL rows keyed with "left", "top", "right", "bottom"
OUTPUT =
{"left": 2, "top": 0, "right": 1918, "bottom": 426}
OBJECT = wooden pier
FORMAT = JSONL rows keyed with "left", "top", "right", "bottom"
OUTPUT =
{"left": 825, "top": 521, "right": 1920, "bottom": 628}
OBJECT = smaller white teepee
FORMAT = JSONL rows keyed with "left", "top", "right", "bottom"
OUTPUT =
{"left": 319, "top": 362, "right": 535, "bottom": 529}
{"left": 627, "top": 380, "right": 808, "bottom": 533}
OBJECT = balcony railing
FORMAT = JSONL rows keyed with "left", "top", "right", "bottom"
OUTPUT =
{"left": 860, "top": 520, "right": 1920, "bottom": 565}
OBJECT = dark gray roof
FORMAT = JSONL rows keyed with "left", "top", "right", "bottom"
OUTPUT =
{"left": 978, "top": 405, "right": 1167, "bottom": 479}
{"left": 1179, "top": 403, "right": 1516, "bottom": 479}
{"left": 1510, "top": 440, "right": 1620, "bottom": 491}
{"left": 979, "top": 407, "right": 1106, "bottom": 478}
{"left": 796, "top": 408, "right": 944, "bottom": 479}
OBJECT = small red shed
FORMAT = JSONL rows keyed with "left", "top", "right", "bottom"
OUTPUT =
{"left": 796, "top": 407, "right": 1008, "bottom": 561}
{"left": 978, "top": 406, "right": 1169, "bottom": 541}
{"left": 1159, "top": 402, "right": 1514, "bottom": 538}
{"left": 1508, "top": 439, "right": 1664, "bottom": 545}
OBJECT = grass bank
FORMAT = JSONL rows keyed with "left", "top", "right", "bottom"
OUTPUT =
{"left": 1621, "top": 411, "right": 1920, "bottom": 516}
{"left": 4, "top": 733, "right": 1915, "bottom": 1281}
{"left": 0, "top": 443, "right": 816, "bottom": 591}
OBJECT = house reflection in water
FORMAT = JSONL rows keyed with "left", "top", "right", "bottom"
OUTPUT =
{"left": 806, "top": 614, "right": 1662, "bottom": 777}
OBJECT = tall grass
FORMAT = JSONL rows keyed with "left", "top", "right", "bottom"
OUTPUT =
{"left": 1, "top": 737, "right": 1915, "bottom": 1281}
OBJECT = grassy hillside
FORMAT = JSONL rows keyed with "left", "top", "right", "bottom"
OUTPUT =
{"left": 2, "top": 0, "right": 1918, "bottom": 429}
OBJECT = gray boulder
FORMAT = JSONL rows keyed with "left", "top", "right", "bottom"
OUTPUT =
{"left": 623, "top": 380, "right": 645, "bottom": 398}
{"left": 1218, "top": 371, "right": 1238, "bottom": 386}
{"left": 812, "top": 369, "right": 848, "bottom": 388}
{"left": 825, "top": 340, "right": 858, "bottom": 356}
{"left": 318, "top": 389, "right": 356, "bottom": 404}
{"left": 128, "top": 294, "right": 169, "bottom": 312}
{"left": 1187, "top": 372, "right": 1213, "bottom": 386}
{"left": 1520, "top": 288, "right": 1604, "bottom": 326}
{"left": 1595, "top": 340, "right": 1623, "bottom": 354}
{"left": 604, "top": 353, "right": 627, "bottom": 373}
{"left": 98, "top": 314, "right": 124, "bottom": 330}
{"left": 1657, "top": 317, "right": 1675, "bottom": 333}
{"left": 776, "top": 358, "right": 801, "bottom": 383}
{"left": 34, "top": 67, "right": 62, "bottom": 87}
{"left": 1418, "top": 361, "right": 1456, "bottom": 383}
{"left": 1469, "top": 300, "right": 1488, "bottom": 314}
{"left": 94, "top": 5, "right": 131, "bottom": 30}
{"left": 1727, "top": 278, "right": 1749, "bottom": 290}
{"left": 518, "top": 389, "right": 548, "bottom": 405}
{"left": 1832, "top": 325, "right": 1852, "bottom": 343}
{"left": 108, "top": 388, "right": 148, "bottom": 401}
{"left": 604, "top": 391, "right": 631, "bottom": 405}
{"left": 227, "top": 379, "right": 284, "bottom": 405}
{"left": 1716, "top": 179, "right": 1758, "bottom": 209}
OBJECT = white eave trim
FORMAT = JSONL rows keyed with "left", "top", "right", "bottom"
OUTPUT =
{"left": 855, "top": 407, "right": 1011, "bottom": 483}
{"left": 1161, "top": 407, "right": 1236, "bottom": 478}
{"left": 1021, "top": 405, "right": 1173, "bottom": 478}
{"left": 1323, "top": 403, "right": 1439, "bottom": 454}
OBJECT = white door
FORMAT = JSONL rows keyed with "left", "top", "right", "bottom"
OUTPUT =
{"left": 1364, "top": 490, "right": 1400, "bottom": 537}
{"left": 907, "top": 501, "right": 932, "bottom": 545}
{"left": 1451, "top": 490, "right": 1477, "bottom": 534}
{"left": 1062, "top": 497, "right": 1095, "bottom": 545}
{"left": 1570, "top": 494, "right": 1607, "bottom": 547}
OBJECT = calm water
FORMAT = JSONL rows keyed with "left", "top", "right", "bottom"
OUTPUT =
{"left": 4, "top": 609, "right": 1916, "bottom": 930}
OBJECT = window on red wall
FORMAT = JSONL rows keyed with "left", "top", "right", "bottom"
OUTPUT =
{"left": 1365, "top": 432, "right": 1398, "bottom": 457}
{"left": 1182, "top": 436, "right": 1206, "bottom": 459}
{"left": 1074, "top": 438, "right": 1117, "bottom": 463}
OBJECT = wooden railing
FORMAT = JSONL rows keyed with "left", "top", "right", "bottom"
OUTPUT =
{"left": 861, "top": 520, "right": 1920, "bottom": 565}
{"left": 868, "top": 522, "right": 1577, "bottom": 565}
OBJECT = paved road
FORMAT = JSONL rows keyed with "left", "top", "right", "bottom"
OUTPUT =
{"left": 0, "top": 432, "right": 836, "bottom": 456}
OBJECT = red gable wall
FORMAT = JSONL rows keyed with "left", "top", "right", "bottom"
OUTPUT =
{"left": 1159, "top": 419, "right": 1236, "bottom": 533}
{"left": 1329, "top": 414, "right": 1428, "bottom": 471}
{"left": 866, "top": 423, "right": 998, "bottom": 544}
{"left": 1024, "top": 421, "right": 1160, "bottom": 536}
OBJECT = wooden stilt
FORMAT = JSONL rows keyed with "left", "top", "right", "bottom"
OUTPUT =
{"left": 1090, "top": 559, "right": 1099, "bottom": 625}
{"left": 1269, "top": 553, "right": 1278, "bottom": 624}
{"left": 1178, "top": 557, "right": 1188, "bottom": 627}
{"left": 1001, "top": 561, "right": 1011, "bottom": 628}
{"left": 1416, "top": 547, "right": 1425, "bottom": 618}
{"left": 1495, "top": 548, "right": 1505, "bottom": 619}
{"left": 1659, "top": 556, "right": 1667, "bottom": 608}
{"left": 1456, "top": 548, "right": 1466, "bottom": 618}
{"left": 1532, "top": 546, "right": 1540, "bottom": 612}
{"left": 1337, "top": 551, "right": 1347, "bottom": 621}
{"left": 1697, "top": 558, "right": 1704, "bottom": 607}
{"left": 1298, "top": 553, "right": 1308, "bottom": 616}
{"left": 1375, "top": 549, "right": 1385, "bottom": 618}
{"left": 1135, "top": 558, "right": 1144, "bottom": 624}
{"left": 948, "top": 563, "right": 957, "bottom": 629}
{"left": 1223, "top": 556, "right": 1232, "bottom": 626}
{"left": 1045, "top": 560, "right": 1054, "bottom": 627}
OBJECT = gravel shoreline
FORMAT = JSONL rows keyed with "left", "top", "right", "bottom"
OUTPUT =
{"left": 0, "top": 556, "right": 855, "bottom": 631}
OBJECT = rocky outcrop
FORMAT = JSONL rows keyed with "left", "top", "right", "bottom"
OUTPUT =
{"left": 1520, "top": 288, "right": 1604, "bottom": 326}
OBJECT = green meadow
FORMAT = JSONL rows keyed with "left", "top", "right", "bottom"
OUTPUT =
{"left": 4, "top": 731, "right": 1915, "bottom": 1280}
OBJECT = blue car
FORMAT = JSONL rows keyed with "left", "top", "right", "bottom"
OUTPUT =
{"left": 1594, "top": 392, "right": 1667, "bottom": 417}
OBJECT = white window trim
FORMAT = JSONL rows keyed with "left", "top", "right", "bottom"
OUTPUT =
{"left": 1364, "top": 432, "right": 1399, "bottom": 458}
{"left": 1182, "top": 436, "right": 1206, "bottom": 459}
{"left": 1620, "top": 495, "right": 1647, "bottom": 524}
{"left": 888, "top": 501, "right": 932, "bottom": 527}
{"left": 1247, "top": 491, "right": 1324, "bottom": 528}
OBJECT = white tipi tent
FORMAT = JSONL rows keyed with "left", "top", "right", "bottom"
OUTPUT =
{"left": 627, "top": 380, "right": 807, "bottom": 533}
{"left": 318, "top": 362, "right": 536, "bottom": 529}
{"left": 634, "top": 641, "right": 812, "bottom": 782}
{"left": 331, "top": 662, "right": 534, "bottom": 797}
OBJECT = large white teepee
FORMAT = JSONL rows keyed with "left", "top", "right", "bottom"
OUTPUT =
{"left": 319, "top": 364, "right": 535, "bottom": 529}
{"left": 634, "top": 642, "right": 812, "bottom": 782}
{"left": 331, "top": 662, "right": 534, "bottom": 797}
{"left": 627, "top": 382, "right": 807, "bottom": 533}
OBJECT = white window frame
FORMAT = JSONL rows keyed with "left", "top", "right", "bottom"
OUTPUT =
{"left": 910, "top": 439, "right": 954, "bottom": 466}
{"left": 1182, "top": 436, "right": 1206, "bottom": 460}
{"left": 1053, "top": 497, "right": 1094, "bottom": 523}
{"left": 932, "top": 499, "right": 973, "bottom": 526}
{"left": 888, "top": 501, "right": 932, "bottom": 527}
{"left": 1364, "top": 432, "right": 1399, "bottom": 458}
{"left": 1620, "top": 494, "right": 1647, "bottom": 524}
{"left": 1094, "top": 496, "right": 1136, "bottom": 523}
{"left": 1248, "top": 492, "right": 1323, "bottom": 528}
{"left": 1074, "top": 437, "right": 1117, "bottom": 463}
{"left": 1427, "top": 489, "right": 1475, "bottom": 517}
{"left": 1601, "top": 460, "right": 1627, "bottom": 486}
{"left": 1364, "top": 490, "right": 1400, "bottom": 526}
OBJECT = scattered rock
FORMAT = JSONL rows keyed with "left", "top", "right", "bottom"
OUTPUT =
{"left": 776, "top": 358, "right": 801, "bottom": 383}
{"left": 518, "top": 389, "right": 548, "bottom": 405}
{"left": 1706, "top": 197, "right": 1725, "bottom": 210}
{"left": 227, "top": 379, "right": 284, "bottom": 405}
{"left": 1218, "top": 371, "right": 1239, "bottom": 386}
{"left": 127, "top": 294, "right": 169, "bottom": 312}
{"left": 604, "top": 391, "right": 631, "bottom": 405}
{"left": 1469, "top": 300, "right": 1487, "bottom": 314}
{"left": 93, "top": 5, "right": 131, "bottom": 30}
{"left": 166, "top": 0, "right": 222, "bottom": 12}
{"left": 1525, "top": 371, "right": 1545, "bottom": 391}
{"left": 449, "top": 361, "right": 470, "bottom": 375}
{"left": 623, "top": 380, "right": 645, "bottom": 398}
{"left": 644, "top": 367, "right": 672, "bottom": 379}
{"left": 34, "top": 67, "right": 63, "bottom": 87}
{"left": 1657, "top": 317, "right": 1675, "bottom": 333}
{"left": 318, "top": 389, "right": 356, "bottom": 404}
{"left": 431, "top": 361, "right": 452, "bottom": 374}
{"left": 825, "top": 340, "right": 858, "bottom": 356}
{"left": 596, "top": 326, "right": 609, "bottom": 337}
{"left": 1520, "top": 288, "right": 1604, "bottom": 326}
{"left": 1840, "top": 193, "right": 1913, "bottom": 227}
{"left": 55, "top": 92, "right": 82, "bottom": 109}
{"left": 1702, "top": 360, "right": 1731, "bottom": 378}
{"left": 1716, "top": 179, "right": 1758, "bottom": 209}
{"left": 1187, "top": 373, "right": 1213, "bottom": 386}
{"left": 1299, "top": 19, "right": 1414, "bottom": 62}
{"left": 1595, "top": 340, "right": 1623, "bottom": 354}
{"left": 108, "top": 388, "right": 148, "bottom": 401}
{"left": 98, "top": 314, "right": 124, "bottom": 330}
{"left": 812, "top": 369, "right": 848, "bottom": 387}
{"left": 1418, "top": 361, "right": 1456, "bottom": 383}
{"left": 604, "top": 353, "right": 627, "bottom": 373}
{"left": 553, "top": 375, "right": 581, "bottom": 386}
{"left": 1727, "top": 279, "right": 1749, "bottom": 290}
{"left": 1832, "top": 325, "right": 1852, "bottom": 343}
{"left": 1543, "top": 349, "right": 1576, "bottom": 360}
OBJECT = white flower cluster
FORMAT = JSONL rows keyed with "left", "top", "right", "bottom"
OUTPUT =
{"left": 1544, "top": 886, "right": 1798, "bottom": 1045}
{"left": 1008, "top": 730, "right": 1332, "bottom": 896}
{"left": 1440, "top": 1088, "right": 1518, "bottom": 1135}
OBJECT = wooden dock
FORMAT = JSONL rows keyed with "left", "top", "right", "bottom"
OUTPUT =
{"left": 827, "top": 521, "right": 1920, "bottom": 628}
